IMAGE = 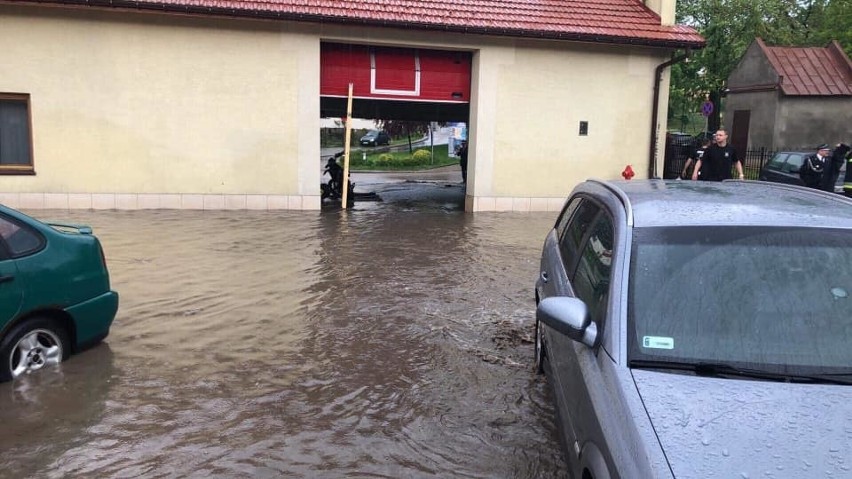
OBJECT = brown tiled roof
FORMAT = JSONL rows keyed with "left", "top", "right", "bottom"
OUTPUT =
{"left": 757, "top": 38, "right": 852, "bottom": 96}
{"left": 3, "top": 0, "right": 705, "bottom": 48}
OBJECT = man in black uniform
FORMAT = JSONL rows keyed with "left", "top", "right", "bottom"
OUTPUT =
{"left": 691, "top": 129, "right": 743, "bottom": 181}
{"left": 800, "top": 144, "right": 831, "bottom": 189}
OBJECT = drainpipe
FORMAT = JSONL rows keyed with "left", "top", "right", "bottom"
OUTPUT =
{"left": 649, "top": 50, "right": 690, "bottom": 178}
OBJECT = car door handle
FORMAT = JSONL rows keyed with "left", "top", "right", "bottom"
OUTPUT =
{"left": 0, "top": 275, "right": 14, "bottom": 284}
{"left": 540, "top": 271, "right": 549, "bottom": 283}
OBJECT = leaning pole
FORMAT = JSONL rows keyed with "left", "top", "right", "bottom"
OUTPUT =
{"left": 341, "top": 83, "right": 354, "bottom": 209}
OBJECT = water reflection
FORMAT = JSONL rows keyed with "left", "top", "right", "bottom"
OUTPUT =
{"left": 0, "top": 343, "right": 116, "bottom": 474}
{"left": 1, "top": 192, "right": 567, "bottom": 477}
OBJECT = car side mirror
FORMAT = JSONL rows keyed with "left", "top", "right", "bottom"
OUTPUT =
{"left": 536, "top": 297, "right": 597, "bottom": 348}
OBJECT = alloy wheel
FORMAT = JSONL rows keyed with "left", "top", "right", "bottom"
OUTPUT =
{"left": 10, "top": 329, "right": 64, "bottom": 378}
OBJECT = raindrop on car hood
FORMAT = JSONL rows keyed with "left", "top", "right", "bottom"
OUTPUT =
{"left": 830, "top": 287, "right": 848, "bottom": 299}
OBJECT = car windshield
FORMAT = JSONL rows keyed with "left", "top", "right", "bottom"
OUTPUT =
{"left": 628, "top": 226, "right": 852, "bottom": 375}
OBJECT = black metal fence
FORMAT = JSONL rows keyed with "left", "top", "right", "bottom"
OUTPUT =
{"left": 663, "top": 138, "right": 775, "bottom": 180}
{"left": 740, "top": 148, "right": 776, "bottom": 179}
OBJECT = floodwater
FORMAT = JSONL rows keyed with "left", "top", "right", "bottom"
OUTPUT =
{"left": 0, "top": 179, "right": 569, "bottom": 478}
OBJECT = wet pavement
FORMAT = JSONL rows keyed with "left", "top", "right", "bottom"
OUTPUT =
{"left": 0, "top": 178, "right": 569, "bottom": 478}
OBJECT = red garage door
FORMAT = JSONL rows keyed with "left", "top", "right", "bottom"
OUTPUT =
{"left": 321, "top": 43, "right": 471, "bottom": 104}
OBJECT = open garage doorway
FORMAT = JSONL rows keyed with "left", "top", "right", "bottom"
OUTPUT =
{"left": 319, "top": 43, "right": 471, "bottom": 211}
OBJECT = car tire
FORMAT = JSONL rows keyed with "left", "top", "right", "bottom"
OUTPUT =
{"left": 0, "top": 317, "right": 70, "bottom": 382}
{"left": 534, "top": 318, "right": 545, "bottom": 375}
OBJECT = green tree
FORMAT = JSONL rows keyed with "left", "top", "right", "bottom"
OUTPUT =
{"left": 375, "top": 120, "right": 429, "bottom": 153}
{"left": 669, "top": 0, "right": 850, "bottom": 130}
{"left": 806, "top": 0, "right": 852, "bottom": 54}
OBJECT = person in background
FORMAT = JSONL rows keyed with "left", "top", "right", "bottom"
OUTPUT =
{"left": 680, "top": 137, "right": 712, "bottom": 180}
{"left": 457, "top": 141, "right": 469, "bottom": 185}
{"left": 820, "top": 143, "right": 851, "bottom": 193}
{"left": 800, "top": 144, "right": 831, "bottom": 189}
{"left": 324, "top": 156, "right": 344, "bottom": 196}
{"left": 843, "top": 145, "right": 852, "bottom": 198}
{"left": 691, "top": 129, "right": 743, "bottom": 181}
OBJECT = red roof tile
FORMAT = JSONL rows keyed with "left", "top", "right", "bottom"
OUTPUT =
{"left": 3, "top": 0, "right": 704, "bottom": 48}
{"left": 757, "top": 38, "right": 852, "bottom": 96}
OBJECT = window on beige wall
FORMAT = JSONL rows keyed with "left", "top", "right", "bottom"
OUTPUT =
{"left": 0, "top": 93, "right": 34, "bottom": 175}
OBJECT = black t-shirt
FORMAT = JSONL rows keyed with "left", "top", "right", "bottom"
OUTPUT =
{"left": 700, "top": 144, "right": 739, "bottom": 181}
{"left": 682, "top": 147, "right": 705, "bottom": 178}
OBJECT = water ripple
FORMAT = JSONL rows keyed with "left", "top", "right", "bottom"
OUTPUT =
{"left": 0, "top": 207, "right": 566, "bottom": 478}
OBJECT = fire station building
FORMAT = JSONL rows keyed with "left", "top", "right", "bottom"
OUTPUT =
{"left": 0, "top": 0, "right": 703, "bottom": 211}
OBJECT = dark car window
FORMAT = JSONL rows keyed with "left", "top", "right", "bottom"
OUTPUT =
{"left": 628, "top": 226, "right": 852, "bottom": 375}
{"left": 554, "top": 197, "right": 582, "bottom": 238}
{"left": 572, "top": 215, "right": 613, "bottom": 327}
{"left": 0, "top": 214, "right": 43, "bottom": 257}
{"left": 764, "top": 153, "right": 788, "bottom": 171}
{"left": 558, "top": 199, "right": 600, "bottom": 275}
{"left": 783, "top": 154, "right": 804, "bottom": 173}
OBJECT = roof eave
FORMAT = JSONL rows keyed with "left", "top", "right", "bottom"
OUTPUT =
{"left": 727, "top": 83, "right": 779, "bottom": 94}
{"left": 2, "top": 0, "right": 706, "bottom": 49}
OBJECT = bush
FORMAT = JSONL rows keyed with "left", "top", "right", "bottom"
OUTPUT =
{"left": 367, "top": 153, "right": 419, "bottom": 167}
{"left": 373, "top": 153, "right": 394, "bottom": 166}
{"left": 412, "top": 149, "right": 432, "bottom": 163}
{"left": 350, "top": 144, "right": 454, "bottom": 171}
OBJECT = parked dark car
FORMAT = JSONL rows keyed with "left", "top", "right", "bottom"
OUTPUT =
{"left": 759, "top": 150, "right": 845, "bottom": 193}
{"left": 359, "top": 130, "right": 390, "bottom": 146}
{"left": 0, "top": 205, "right": 119, "bottom": 382}
{"left": 665, "top": 132, "right": 709, "bottom": 179}
{"left": 693, "top": 130, "right": 714, "bottom": 144}
{"left": 666, "top": 131, "right": 693, "bottom": 156}
{"left": 534, "top": 179, "right": 852, "bottom": 478}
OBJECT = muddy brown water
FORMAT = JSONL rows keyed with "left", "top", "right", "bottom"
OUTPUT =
{"left": 0, "top": 181, "right": 569, "bottom": 478}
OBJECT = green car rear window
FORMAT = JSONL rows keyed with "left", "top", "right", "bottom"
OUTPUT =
{"left": 0, "top": 214, "right": 43, "bottom": 258}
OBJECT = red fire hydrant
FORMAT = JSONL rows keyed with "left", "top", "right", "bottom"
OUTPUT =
{"left": 621, "top": 165, "right": 635, "bottom": 180}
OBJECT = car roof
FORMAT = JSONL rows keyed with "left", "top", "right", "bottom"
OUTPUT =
{"left": 581, "top": 179, "right": 852, "bottom": 228}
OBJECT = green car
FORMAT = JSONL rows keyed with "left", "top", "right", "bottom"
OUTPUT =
{"left": 0, "top": 204, "right": 118, "bottom": 382}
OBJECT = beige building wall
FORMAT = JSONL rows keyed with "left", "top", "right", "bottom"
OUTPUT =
{"left": 644, "top": 0, "right": 677, "bottom": 25}
{"left": 0, "top": 7, "right": 322, "bottom": 210}
{"left": 467, "top": 41, "right": 668, "bottom": 211}
{"left": 0, "top": 6, "right": 673, "bottom": 211}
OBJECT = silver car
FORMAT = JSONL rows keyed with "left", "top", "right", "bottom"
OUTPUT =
{"left": 534, "top": 179, "right": 852, "bottom": 478}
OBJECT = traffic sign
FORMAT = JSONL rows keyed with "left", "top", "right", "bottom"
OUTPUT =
{"left": 701, "top": 101, "right": 714, "bottom": 117}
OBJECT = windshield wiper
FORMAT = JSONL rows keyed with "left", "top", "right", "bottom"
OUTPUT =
{"left": 630, "top": 359, "right": 852, "bottom": 385}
